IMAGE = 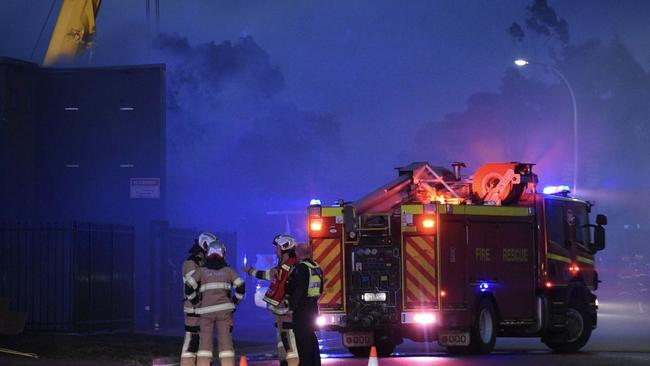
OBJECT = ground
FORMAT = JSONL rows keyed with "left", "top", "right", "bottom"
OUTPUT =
{"left": 1, "top": 300, "right": 649, "bottom": 366}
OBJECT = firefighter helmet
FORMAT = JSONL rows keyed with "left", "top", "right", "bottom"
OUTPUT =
{"left": 272, "top": 234, "right": 296, "bottom": 251}
{"left": 198, "top": 232, "right": 217, "bottom": 250}
{"left": 206, "top": 240, "right": 226, "bottom": 259}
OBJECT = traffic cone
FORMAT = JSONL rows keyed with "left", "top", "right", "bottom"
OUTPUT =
{"left": 239, "top": 355, "right": 248, "bottom": 366}
{"left": 367, "top": 346, "right": 379, "bottom": 366}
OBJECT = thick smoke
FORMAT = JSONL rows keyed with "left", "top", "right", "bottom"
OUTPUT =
{"left": 154, "top": 34, "right": 342, "bottom": 240}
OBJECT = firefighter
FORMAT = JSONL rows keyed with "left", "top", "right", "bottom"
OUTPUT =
{"left": 180, "top": 232, "right": 212, "bottom": 366}
{"left": 285, "top": 243, "right": 323, "bottom": 366}
{"left": 243, "top": 234, "right": 299, "bottom": 366}
{"left": 192, "top": 238, "right": 245, "bottom": 366}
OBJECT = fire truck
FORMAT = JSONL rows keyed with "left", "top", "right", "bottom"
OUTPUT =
{"left": 308, "top": 162, "right": 607, "bottom": 355}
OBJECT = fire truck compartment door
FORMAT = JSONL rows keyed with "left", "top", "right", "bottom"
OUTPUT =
{"left": 402, "top": 235, "right": 437, "bottom": 309}
{"left": 439, "top": 217, "right": 467, "bottom": 308}
{"left": 312, "top": 237, "right": 344, "bottom": 311}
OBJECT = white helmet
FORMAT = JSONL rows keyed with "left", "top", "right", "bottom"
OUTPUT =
{"left": 273, "top": 234, "right": 296, "bottom": 251}
{"left": 198, "top": 232, "right": 217, "bottom": 251}
{"left": 206, "top": 240, "right": 226, "bottom": 258}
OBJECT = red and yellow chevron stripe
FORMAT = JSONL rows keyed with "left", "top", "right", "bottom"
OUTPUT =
{"left": 403, "top": 235, "right": 437, "bottom": 309}
{"left": 312, "top": 238, "right": 343, "bottom": 310}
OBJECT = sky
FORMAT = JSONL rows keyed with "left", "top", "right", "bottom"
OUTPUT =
{"left": 2, "top": 1, "right": 649, "bottom": 176}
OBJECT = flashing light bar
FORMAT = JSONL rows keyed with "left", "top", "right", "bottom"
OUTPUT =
{"left": 310, "top": 199, "right": 322, "bottom": 206}
{"left": 543, "top": 185, "right": 571, "bottom": 195}
{"left": 362, "top": 292, "right": 387, "bottom": 302}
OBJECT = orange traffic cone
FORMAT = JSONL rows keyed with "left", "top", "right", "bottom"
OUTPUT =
{"left": 367, "top": 346, "right": 379, "bottom": 366}
{"left": 239, "top": 355, "right": 248, "bottom": 366}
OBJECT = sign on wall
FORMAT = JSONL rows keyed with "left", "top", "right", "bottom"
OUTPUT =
{"left": 130, "top": 178, "right": 160, "bottom": 199}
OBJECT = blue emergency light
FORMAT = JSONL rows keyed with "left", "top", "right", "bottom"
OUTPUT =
{"left": 479, "top": 282, "right": 489, "bottom": 292}
{"left": 542, "top": 185, "right": 571, "bottom": 195}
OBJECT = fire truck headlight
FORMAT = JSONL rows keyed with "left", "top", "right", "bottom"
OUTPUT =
{"left": 413, "top": 312, "right": 436, "bottom": 324}
{"left": 316, "top": 315, "right": 326, "bottom": 327}
{"left": 362, "top": 292, "right": 387, "bottom": 302}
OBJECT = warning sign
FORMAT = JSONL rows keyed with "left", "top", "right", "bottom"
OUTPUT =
{"left": 130, "top": 178, "right": 160, "bottom": 199}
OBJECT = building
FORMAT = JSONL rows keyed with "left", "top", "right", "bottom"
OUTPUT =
{"left": 0, "top": 57, "right": 166, "bottom": 330}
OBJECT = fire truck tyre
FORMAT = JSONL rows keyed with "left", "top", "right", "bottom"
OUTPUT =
{"left": 347, "top": 346, "right": 370, "bottom": 358}
{"left": 544, "top": 299, "right": 592, "bottom": 353}
{"left": 472, "top": 299, "right": 497, "bottom": 354}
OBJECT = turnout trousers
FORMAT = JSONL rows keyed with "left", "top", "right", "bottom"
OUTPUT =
{"left": 180, "top": 313, "right": 200, "bottom": 366}
{"left": 197, "top": 310, "right": 235, "bottom": 366}
{"left": 275, "top": 313, "right": 299, "bottom": 366}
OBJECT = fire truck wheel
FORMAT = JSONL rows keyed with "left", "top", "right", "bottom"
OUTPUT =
{"left": 447, "top": 299, "right": 497, "bottom": 355}
{"left": 347, "top": 346, "right": 370, "bottom": 358}
{"left": 544, "top": 299, "right": 593, "bottom": 353}
{"left": 471, "top": 298, "right": 497, "bottom": 354}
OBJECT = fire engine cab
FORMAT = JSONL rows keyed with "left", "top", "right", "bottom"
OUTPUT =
{"left": 308, "top": 162, "right": 606, "bottom": 355}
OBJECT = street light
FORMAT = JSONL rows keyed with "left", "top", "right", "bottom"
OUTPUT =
{"left": 514, "top": 58, "right": 578, "bottom": 196}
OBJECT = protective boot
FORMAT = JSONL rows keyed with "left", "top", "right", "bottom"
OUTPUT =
{"left": 219, "top": 356, "right": 235, "bottom": 366}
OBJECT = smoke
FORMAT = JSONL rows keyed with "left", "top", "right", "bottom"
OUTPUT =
{"left": 147, "top": 34, "right": 343, "bottom": 243}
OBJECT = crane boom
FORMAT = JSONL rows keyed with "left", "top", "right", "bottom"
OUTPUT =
{"left": 43, "top": 0, "right": 101, "bottom": 66}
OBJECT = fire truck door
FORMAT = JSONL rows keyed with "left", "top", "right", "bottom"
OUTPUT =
{"left": 496, "top": 221, "right": 536, "bottom": 319}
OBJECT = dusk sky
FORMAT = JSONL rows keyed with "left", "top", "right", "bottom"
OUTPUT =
{"left": 3, "top": 1, "right": 649, "bottom": 171}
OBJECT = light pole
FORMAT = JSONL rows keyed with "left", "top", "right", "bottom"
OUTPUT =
{"left": 514, "top": 58, "right": 578, "bottom": 196}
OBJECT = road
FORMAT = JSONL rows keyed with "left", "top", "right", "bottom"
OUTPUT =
{"left": 242, "top": 301, "right": 650, "bottom": 366}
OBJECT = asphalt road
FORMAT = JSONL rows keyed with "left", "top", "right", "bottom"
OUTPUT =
{"left": 244, "top": 300, "right": 650, "bottom": 366}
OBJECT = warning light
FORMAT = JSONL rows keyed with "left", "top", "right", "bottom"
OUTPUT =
{"left": 316, "top": 315, "right": 326, "bottom": 327}
{"left": 310, "top": 199, "right": 322, "bottom": 206}
{"left": 422, "top": 217, "right": 435, "bottom": 229}
{"left": 440, "top": 290, "right": 446, "bottom": 297}
{"left": 479, "top": 282, "right": 489, "bottom": 292}
{"left": 413, "top": 312, "right": 436, "bottom": 324}
{"left": 545, "top": 281, "right": 553, "bottom": 288}
{"left": 542, "top": 185, "right": 571, "bottom": 195}
{"left": 310, "top": 218, "right": 323, "bottom": 231}
{"left": 569, "top": 264, "right": 580, "bottom": 273}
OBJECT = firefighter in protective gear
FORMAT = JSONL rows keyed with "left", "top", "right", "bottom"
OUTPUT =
{"left": 243, "top": 234, "right": 299, "bottom": 366}
{"left": 285, "top": 243, "right": 323, "bottom": 366}
{"left": 191, "top": 238, "right": 245, "bottom": 366}
{"left": 180, "top": 234, "right": 211, "bottom": 366}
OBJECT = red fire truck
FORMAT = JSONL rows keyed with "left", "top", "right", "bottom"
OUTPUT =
{"left": 308, "top": 162, "right": 606, "bottom": 355}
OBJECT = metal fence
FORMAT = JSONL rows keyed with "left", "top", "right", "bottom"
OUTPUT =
{"left": 0, "top": 222, "right": 134, "bottom": 332}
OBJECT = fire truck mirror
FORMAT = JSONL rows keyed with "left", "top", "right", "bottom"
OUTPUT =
{"left": 596, "top": 214, "right": 608, "bottom": 226}
{"left": 344, "top": 204, "right": 358, "bottom": 241}
{"left": 344, "top": 205, "right": 356, "bottom": 227}
{"left": 593, "top": 225, "right": 605, "bottom": 251}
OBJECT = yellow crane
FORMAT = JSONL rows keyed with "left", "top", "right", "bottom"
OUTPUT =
{"left": 43, "top": 0, "right": 102, "bottom": 66}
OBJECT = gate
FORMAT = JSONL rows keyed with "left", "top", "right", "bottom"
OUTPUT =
{"left": 0, "top": 222, "right": 134, "bottom": 332}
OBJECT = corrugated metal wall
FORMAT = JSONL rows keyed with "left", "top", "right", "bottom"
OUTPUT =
{"left": 0, "top": 222, "right": 134, "bottom": 332}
